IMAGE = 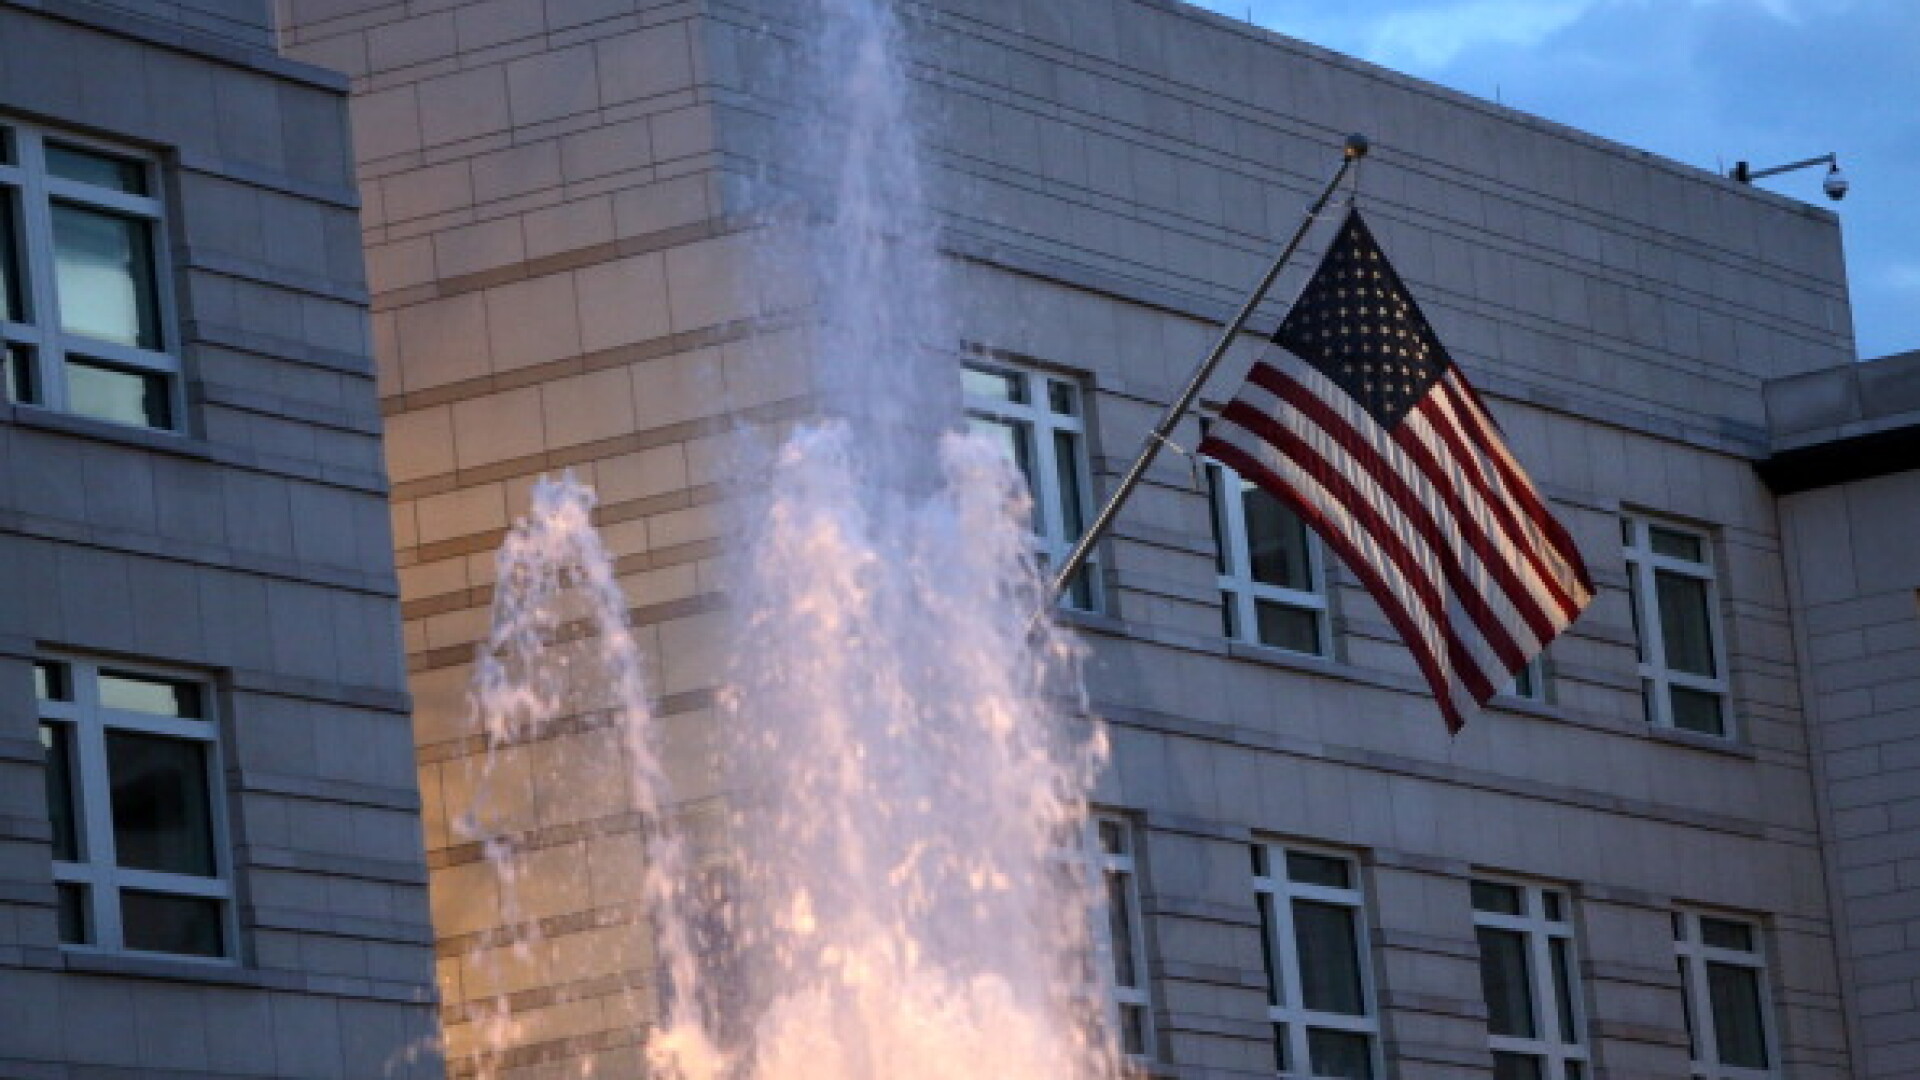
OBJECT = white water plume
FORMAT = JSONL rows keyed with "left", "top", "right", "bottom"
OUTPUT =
{"left": 465, "top": 0, "right": 1123, "bottom": 1076}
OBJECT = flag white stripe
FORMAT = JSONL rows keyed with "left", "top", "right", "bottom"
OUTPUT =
{"left": 1258, "top": 359, "right": 1546, "bottom": 664}
{"left": 1401, "top": 397, "right": 1567, "bottom": 643}
{"left": 1423, "top": 373, "right": 1589, "bottom": 610}
{"left": 1208, "top": 413, "right": 1480, "bottom": 717}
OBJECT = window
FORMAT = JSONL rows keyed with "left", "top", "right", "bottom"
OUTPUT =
{"left": 0, "top": 119, "right": 178, "bottom": 431}
{"left": 1622, "top": 514, "right": 1730, "bottom": 736}
{"left": 965, "top": 361, "right": 1099, "bottom": 609}
{"left": 1674, "top": 911, "right": 1776, "bottom": 1079}
{"left": 36, "top": 658, "right": 235, "bottom": 960}
{"left": 1509, "top": 658, "right": 1544, "bottom": 701}
{"left": 1253, "top": 844, "right": 1381, "bottom": 1078}
{"left": 1472, "top": 880, "right": 1587, "bottom": 1080}
{"left": 1088, "top": 815, "right": 1154, "bottom": 1061}
{"left": 1208, "top": 460, "right": 1329, "bottom": 655}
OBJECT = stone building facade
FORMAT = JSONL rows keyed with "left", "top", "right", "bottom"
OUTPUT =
{"left": 274, "top": 0, "right": 1907, "bottom": 1077}
{"left": 0, "top": 1, "right": 438, "bottom": 1076}
{"left": 1765, "top": 349, "right": 1920, "bottom": 1079}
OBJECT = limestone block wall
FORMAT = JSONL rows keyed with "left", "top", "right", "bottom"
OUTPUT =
{"left": 1771, "top": 352, "right": 1920, "bottom": 1079}
{"left": 277, "top": 1, "right": 770, "bottom": 1074}
{"left": 0, "top": 1, "right": 437, "bottom": 1076}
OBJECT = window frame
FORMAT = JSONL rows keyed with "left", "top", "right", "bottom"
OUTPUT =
{"left": 36, "top": 655, "right": 238, "bottom": 964}
{"left": 1674, "top": 910, "right": 1778, "bottom": 1080}
{"left": 1621, "top": 513, "right": 1733, "bottom": 738}
{"left": 963, "top": 360, "right": 1101, "bottom": 610}
{"left": 1252, "top": 842, "right": 1383, "bottom": 1079}
{"left": 1206, "top": 457, "right": 1331, "bottom": 657}
{"left": 0, "top": 116, "right": 184, "bottom": 432}
{"left": 1471, "top": 877, "right": 1588, "bottom": 1080}
{"left": 1085, "top": 812, "right": 1155, "bottom": 1063}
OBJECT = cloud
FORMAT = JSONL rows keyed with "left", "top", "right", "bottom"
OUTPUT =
{"left": 1220, "top": 0, "right": 1920, "bottom": 357}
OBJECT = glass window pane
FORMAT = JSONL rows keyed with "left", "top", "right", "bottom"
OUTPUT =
{"left": 1064, "top": 564, "right": 1095, "bottom": 611}
{"left": 1542, "top": 891, "right": 1564, "bottom": 922}
{"left": 1700, "top": 918, "right": 1754, "bottom": 952}
{"left": 1285, "top": 851, "right": 1350, "bottom": 889}
{"left": 1669, "top": 686, "right": 1725, "bottom": 736}
{"left": 66, "top": 356, "right": 171, "bottom": 429}
{"left": 962, "top": 366, "right": 1023, "bottom": 403}
{"left": 120, "top": 890, "right": 223, "bottom": 957}
{"left": 1207, "top": 467, "right": 1232, "bottom": 575}
{"left": 46, "top": 143, "right": 148, "bottom": 195}
{"left": 1472, "top": 881, "right": 1522, "bottom": 915}
{"left": 1649, "top": 526, "right": 1703, "bottom": 562}
{"left": 1293, "top": 900, "right": 1366, "bottom": 1015}
{"left": 1255, "top": 600, "right": 1320, "bottom": 654}
{"left": 1678, "top": 959, "right": 1699, "bottom": 1058}
{"left": 1105, "top": 870, "right": 1140, "bottom": 989}
{"left": 1242, "top": 482, "right": 1312, "bottom": 590}
{"left": 1477, "top": 927, "right": 1537, "bottom": 1038}
{"left": 1, "top": 194, "right": 23, "bottom": 321}
{"left": 1510, "top": 661, "right": 1538, "bottom": 699}
{"left": 1491, "top": 1051, "right": 1544, "bottom": 1080}
{"left": 970, "top": 415, "right": 1033, "bottom": 511}
{"left": 99, "top": 670, "right": 202, "bottom": 718}
{"left": 4, "top": 342, "right": 36, "bottom": 404}
{"left": 1118, "top": 1003, "right": 1147, "bottom": 1056}
{"left": 1272, "top": 1022, "right": 1289, "bottom": 1072}
{"left": 1054, "top": 430, "right": 1086, "bottom": 539}
{"left": 1706, "top": 962, "right": 1769, "bottom": 1068}
{"left": 56, "top": 883, "right": 91, "bottom": 945}
{"left": 1619, "top": 517, "right": 1636, "bottom": 546}
{"left": 1628, "top": 575, "right": 1647, "bottom": 662}
{"left": 40, "top": 723, "right": 81, "bottom": 861}
{"left": 1307, "top": 1027, "right": 1374, "bottom": 1079}
{"left": 106, "top": 732, "right": 216, "bottom": 877}
{"left": 1256, "top": 893, "right": 1281, "bottom": 1006}
{"left": 1047, "top": 379, "right": 1077, "bottom": 416}
{"left": 1098, "top": 819, "right": 1127, "bottom": 856}
{"left": 1654, "top": 570, "right": 1716, "bottom": 677}
{"left": 35, "top": 661, "right": 69, "bottom": 700}
{"left": 52, "top": 203, "right": 160, "bottom": 349}
{"left": 1550, "top": 937, "right": 1579, "bottom": 1044}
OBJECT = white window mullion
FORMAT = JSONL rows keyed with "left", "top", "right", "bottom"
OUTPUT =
{"left": 69, "top": 668, "right": 123, "bottom": 949}
{"left": 13, "top": 128, "right": 67, "bottom": 413}
{"left": 1030, "top": 404, "right": 1066, "bottom": 569}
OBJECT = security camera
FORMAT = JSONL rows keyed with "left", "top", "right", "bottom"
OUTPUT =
{"left": 1823, "top": 164, "right": 1849, "bottom": 201}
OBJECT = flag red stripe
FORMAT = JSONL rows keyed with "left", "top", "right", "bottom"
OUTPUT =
{"left": 1199, "top": 436, "right": 1471, "bottom": 731}
{"left": 1215, "top": 397, "right": 1501, "bottom": 705}
{"left": 1409, "top": 381, "right": 1588, "bottom": 621}
{"left": 1434, "top": 373, "right": 1593, "bottom": 597}
{"left": 1402, "top": 392, "right": 1581, "bottom": 629}
{"left": 1243, "top": 363, "right": 1534, "bottom": 675}
{"left": 1259, "top": 357, "right": 1565, "bottom": 655}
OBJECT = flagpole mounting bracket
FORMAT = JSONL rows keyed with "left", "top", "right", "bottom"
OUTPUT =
{"left": 1344, "top": 133, "right": 1370, "bottom": 160}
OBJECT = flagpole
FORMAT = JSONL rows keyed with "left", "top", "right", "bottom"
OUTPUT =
{"left": 1039, "top": 133, "right": 1369, "bottom": 614}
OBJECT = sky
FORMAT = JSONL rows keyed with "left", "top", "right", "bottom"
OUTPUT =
{"left": 1185, "top": 0, "right": 1920, "bottom": 360}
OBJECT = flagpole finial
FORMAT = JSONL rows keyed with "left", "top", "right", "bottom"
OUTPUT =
{"left": 1344, "top": 133, "right": 1370, "bottom": 160}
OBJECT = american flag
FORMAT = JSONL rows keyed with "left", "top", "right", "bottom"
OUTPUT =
{"left": 1197, "top": 209, "right": 1593, "bottom": 731}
